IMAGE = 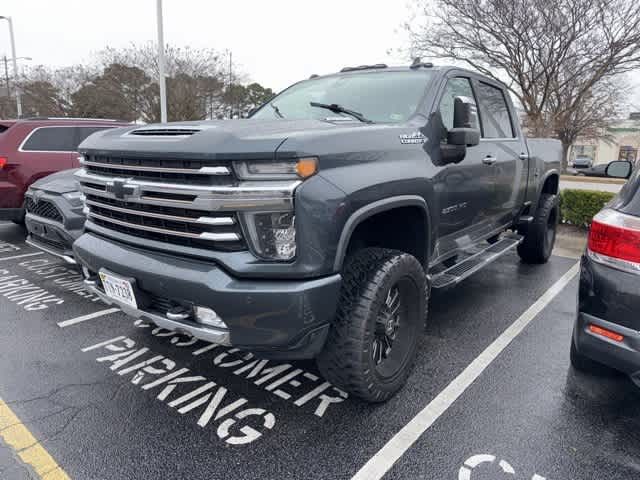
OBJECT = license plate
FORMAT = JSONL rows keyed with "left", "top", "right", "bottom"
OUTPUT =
{"left": 99, "top": 270, "right": 138, "bottom": 309}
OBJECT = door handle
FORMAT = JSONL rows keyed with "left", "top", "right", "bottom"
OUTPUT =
{"left": 519, "top": 152, "right": 529, "bottom": 160}
{"left": 483, "top": 155, "right": 497, "bottom": 165}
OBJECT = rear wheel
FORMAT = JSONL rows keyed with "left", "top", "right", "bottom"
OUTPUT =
{"left": 317, "top": 248, "right": 427, "bottom": 402}
{"left": 518, "top": 193, "right": 559, "bottom": 264}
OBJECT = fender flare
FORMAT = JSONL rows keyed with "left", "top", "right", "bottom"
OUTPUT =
{"left": 333, "top": 195, "right": 430, "bottom": 271}
{"left": 536, "top": 168, "right": 560, "bottom": 203}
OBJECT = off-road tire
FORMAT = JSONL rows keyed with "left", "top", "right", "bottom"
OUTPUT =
{"left": 518, "top": 193, "right": 559, "bottom": 264}
{"left": 317, "top": 248, "right": 427, "bottom": 402}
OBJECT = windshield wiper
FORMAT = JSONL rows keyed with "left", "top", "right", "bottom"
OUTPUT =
{"left": 309, "top": 102, "right": 373, "bottom": 123}
{"left": 270, "top": 102, "right": 284, "bottom": 118}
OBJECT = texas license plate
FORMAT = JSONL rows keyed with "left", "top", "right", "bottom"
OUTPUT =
{"left": 99, "top": 270, "right": 138, "bottom": 309}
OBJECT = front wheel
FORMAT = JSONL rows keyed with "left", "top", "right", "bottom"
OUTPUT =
{"left": 317, "top": 248, "right": 427, "bottom": 402}
{"left": 518, "top": 193, "right": 559, "bottom": 264}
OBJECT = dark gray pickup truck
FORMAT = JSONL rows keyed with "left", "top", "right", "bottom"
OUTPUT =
{"left": 73, "top": 64, "right": 561, "bottom": 402}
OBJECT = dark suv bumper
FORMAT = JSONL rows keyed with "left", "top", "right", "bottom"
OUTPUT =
{"left": 573, "top": 312, "right": 640, "bottom": 383}
{"left": 73, "top": 233, "right": 342, "bottom": 359}
{"left": 573, "top": 252, "right": 640, "bottom": 385}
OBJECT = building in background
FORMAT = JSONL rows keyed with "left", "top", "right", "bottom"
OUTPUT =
{"left": 570, "top": 113, "right": 640, "bottom": 166}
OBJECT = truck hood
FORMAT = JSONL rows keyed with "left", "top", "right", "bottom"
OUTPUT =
{"left": 30, "top": 168, "right": 80, "bottom": 194}
{"left": 78, "top": 119, "right": 386, "bottom": 160}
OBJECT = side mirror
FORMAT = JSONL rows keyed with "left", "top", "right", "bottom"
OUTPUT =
{"left": 606, "top": 160, "right": 632, "bottom": 179}
{"left": 447, "top": 96, "right": 480, "bottom": 147}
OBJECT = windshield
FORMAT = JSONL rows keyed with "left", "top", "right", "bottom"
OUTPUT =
{"left": 252, "top": 70, "right": 433, "bottom": 123}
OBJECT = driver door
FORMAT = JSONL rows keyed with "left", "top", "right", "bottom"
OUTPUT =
{"left": 434, "top": 76, "right": 496, "bottom": 256}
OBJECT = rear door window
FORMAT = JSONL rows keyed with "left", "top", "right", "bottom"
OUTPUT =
{"left": 21, "top": 127, "right": 76, "bottom": 152}
{"left": 476, "top": 82, "right": 514, "bottom": 138}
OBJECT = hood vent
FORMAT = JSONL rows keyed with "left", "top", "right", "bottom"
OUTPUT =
{"left": 128, "top": 127, "right": 200, "bottom": 137}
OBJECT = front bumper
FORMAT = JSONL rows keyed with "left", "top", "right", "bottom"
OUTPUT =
{"left": 73, "top": 233, "right": 342, "bottom": 359}
{"left": 23, "top": 190, "right": 85, "bottom": 263}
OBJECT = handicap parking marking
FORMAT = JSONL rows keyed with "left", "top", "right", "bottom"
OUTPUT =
{"left": 57, "top": 308, "right": 121, "bottom": 328}
{"left": 352, "top": 262, "right": 580, "bottom": 480}
{"left": 458, "top": 454, "right": 547, "bottom": 480}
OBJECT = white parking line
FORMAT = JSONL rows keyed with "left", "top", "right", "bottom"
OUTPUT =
{"left": 351, "top": 262, "right": 580, "bottom": 480}
{"left": 57, "top": 308, "right": 120, "bottom": 328}
{"left": 0, "top": 252, "right": 43, "bottom": 261}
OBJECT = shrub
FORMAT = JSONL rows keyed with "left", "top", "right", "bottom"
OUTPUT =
{"left": 560, "top": 189, "right": 615, "bottom": 228}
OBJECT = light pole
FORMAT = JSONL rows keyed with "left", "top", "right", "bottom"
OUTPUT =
{"left": 156, "top": 0, "right": 167, "bottom": 123}
{"left": 0, "top": 16, "right": 22, "bottom": 117}
{"left": 2, "top": 55, "right": 30, "bottom": 105}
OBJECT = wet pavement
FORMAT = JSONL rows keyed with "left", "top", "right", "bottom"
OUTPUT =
{"left": 0, "top": 221, "right": 637, "bottom": 480}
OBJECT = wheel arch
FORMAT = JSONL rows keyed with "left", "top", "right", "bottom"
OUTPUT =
{"left": 540, "top": 170, "right": 560, "bottom": 196}
{"left": 333, "top": 195, "right": 431, "bottom": 271}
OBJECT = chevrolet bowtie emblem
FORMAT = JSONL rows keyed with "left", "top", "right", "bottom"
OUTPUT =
{"left": 106, "top": 179, "right": 139, "bottom": 200}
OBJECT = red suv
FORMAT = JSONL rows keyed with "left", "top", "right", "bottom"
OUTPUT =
{"left": 0, "top": 118, "right": 130, "bottom": 223}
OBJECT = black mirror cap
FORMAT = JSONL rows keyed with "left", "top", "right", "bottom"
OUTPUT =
{"left": 606, "top": 160, "right": 633, "bottom": 179}
{"left": 453, "top": 96, "right": 478, "bottom": 129}
{"left": 448, "top": 128, "right": 480, "bottom": 147}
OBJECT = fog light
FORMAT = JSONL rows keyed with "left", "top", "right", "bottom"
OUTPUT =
{"left": 194, "top": 306, "right": 227, "bottom": 329}
{"left": 243, "top": 212, "right": 296, "bottom": 260}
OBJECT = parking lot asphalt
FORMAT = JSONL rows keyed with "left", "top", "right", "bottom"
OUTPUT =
{"left": 0, "top": 221, "right": 637, "bottom": 480}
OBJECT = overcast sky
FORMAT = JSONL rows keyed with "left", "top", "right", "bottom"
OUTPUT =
{"left": 0, "top": 0, "right": 638, "bottom": 107}
{"left": 0, "top": 0, "right": 413, "bottom": 91}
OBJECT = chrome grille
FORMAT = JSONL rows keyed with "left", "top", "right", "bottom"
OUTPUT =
{"left": 76, "top": 154, "right": 299, "bottom": 257}
{"left": 82, "top": 155, "right": 233, "bottom": 186}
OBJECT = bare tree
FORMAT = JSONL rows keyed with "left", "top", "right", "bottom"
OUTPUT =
{"left": 408, "top": 0, "right": 640, "bottom": 170}
{"left": 549, "top": 76, "right": 627, "bottom": 163}
{"left": 9, "top": 44, "right": 271, "bottom": 123}
{"left": 99, "top": 43, "right": 227, "bottom": 121}
{"left": 223, "top": 82, "right": 275, "bottom": 118}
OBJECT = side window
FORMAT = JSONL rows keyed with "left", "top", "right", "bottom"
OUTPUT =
{"left": 438, "top": 77, "right": 478, "bottom": 131}
{"left": 476, "top": 82, "right": 514, "bottom": 138}
{"left": 75, "top": 127, "right": 113, "bottom": 149}
{"left": 21, "top": 127, "right": 76, "bottom": 152}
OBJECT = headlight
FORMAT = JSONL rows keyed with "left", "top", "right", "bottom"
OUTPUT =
{"left": 62, "top": 191, "right": 84, "bottom": 200}
{"left": 63, "top": 191, "right": 85, "bottom": 207}
{"left": 234, "top": 157, "right": 318, "bottom": 180}
{"left": 242, "top": 212, "right": 296, "bottom": 260}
